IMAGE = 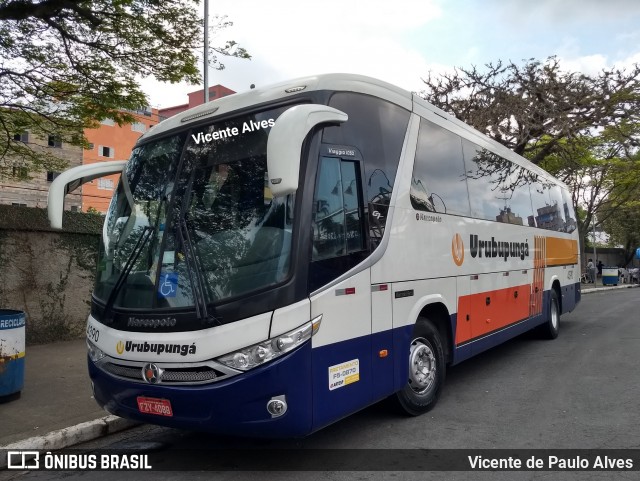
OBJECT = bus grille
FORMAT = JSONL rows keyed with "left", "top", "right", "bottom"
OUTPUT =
{"left": 100, "top": 360, "right": 228, "bottom": 385}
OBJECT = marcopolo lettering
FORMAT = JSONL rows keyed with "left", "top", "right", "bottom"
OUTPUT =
{"left": 127, "top": 317, "right": 177, "bottom": 328}
{"left": 124, "top": 341, "right": 196, "bottom": 356}
{"left": 469, "top": 234, "right": 529, "bottom": 261}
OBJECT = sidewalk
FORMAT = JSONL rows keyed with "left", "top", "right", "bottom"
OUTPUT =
{"left": 1, "top": 283, "right": 637, "bottom": 451}
{"left": 580, "top": 280, "right": 639, "bottom": 294}
{"left": 0, "top": 339, "right": 136, "bottom": 451}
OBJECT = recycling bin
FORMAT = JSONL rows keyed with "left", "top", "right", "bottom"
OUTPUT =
{"left": 602, "top": 267, "right": 618, "bottom": 286}
{"left": 0, "top": 310, "right": 26, "bottom": 399}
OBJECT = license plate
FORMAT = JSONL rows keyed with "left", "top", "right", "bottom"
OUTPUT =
{"left": 137, "top": 396, "right": 173, "bottom": 417}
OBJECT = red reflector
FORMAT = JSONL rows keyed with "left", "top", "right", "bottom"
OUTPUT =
{"left": 345, "top": 287, "right": 356, "bottom": 295}
{"left": 379, "top": 284, "right": 388, "bottom": 291}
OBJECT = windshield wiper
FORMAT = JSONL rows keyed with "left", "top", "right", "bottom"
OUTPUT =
{"left": 177, "top": 217, "right": 219, "bottom": 326}
{"left": 174, "top": 164, "right": 219, "bottom": 326}
{"left": 102, "top": 225, "right": 153, "bottom": 323}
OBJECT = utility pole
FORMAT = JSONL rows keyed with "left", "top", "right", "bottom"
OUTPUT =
{"left": 203, "top": 0, "right": 209, "bottom": 103}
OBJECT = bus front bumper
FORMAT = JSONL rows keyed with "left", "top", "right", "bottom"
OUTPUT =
{"left": 88, "top": 342, "right": 313, "bottom": 438}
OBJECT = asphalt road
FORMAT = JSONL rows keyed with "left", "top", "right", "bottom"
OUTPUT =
{"left": 4, "top": 288, "right": 640, "bottom": 481}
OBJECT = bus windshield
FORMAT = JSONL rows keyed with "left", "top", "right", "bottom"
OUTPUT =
{"left": 94, "top": 107, "right": 295, "bottom": 314}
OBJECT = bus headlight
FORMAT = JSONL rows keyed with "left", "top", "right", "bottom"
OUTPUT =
{"left": 87, "top": 339, "right": 105, "bottom": 363}
{"left": 216, "top": 316, "right": 322, "bottom": 371}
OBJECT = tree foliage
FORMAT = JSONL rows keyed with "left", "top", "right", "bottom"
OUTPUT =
{"left": 599, "top": 184, "right": 640, "bottom": 265}
{"left": 538, "top": 132, "right": 640, "bottom": 240}
{"left": 421, "top": 56, "right": 640, "bottom": 164}
{"left": 420, "top": 57, "right": 640, "bottom": 248}
{"left": 0, "top": 0, "right": 249, "bottom": 178}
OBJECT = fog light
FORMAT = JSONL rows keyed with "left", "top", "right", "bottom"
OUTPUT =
{"left": 266, "top": 396, "right": 288, "bottom": 418}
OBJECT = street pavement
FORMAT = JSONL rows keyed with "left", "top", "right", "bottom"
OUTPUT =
{"left": 0, "top": 339, "right": 136, "bottom": 451}
{"left": 0, "top": 282, "right": 637, "bottom": 451}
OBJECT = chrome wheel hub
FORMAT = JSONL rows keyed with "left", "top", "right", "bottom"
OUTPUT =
{"left": 408, "top": 338, "right": 436, "bottom": 394}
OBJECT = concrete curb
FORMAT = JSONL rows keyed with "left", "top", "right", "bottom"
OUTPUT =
{"left": 581, "top": 284, "right": 639, "bottom": 294}
{"left": 0, "top": 416, "right": 139, "bottom": 467}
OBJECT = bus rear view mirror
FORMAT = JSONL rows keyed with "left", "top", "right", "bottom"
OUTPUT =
{"left": 267, "top": 104, "right": 348, "bottom": 197}
{"left": 47, "top": 160, "right": 127, "bottom": 229}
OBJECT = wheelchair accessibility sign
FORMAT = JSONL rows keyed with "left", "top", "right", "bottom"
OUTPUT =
{"left": 158, "top": 273, "right": 178, "bottom": 298}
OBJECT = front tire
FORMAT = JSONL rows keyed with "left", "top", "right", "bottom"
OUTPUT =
{"left": 395, "top": 318, "right": 445, "bottom": 416}
{"left": 539, "top": 289, "right": 560, "bottom": 339}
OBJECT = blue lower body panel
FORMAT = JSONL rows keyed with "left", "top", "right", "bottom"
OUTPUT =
{"left": 560, "top": 282, "right": 579, "bottom": 314}
{"left": 89, "top": 343, "right": 313, "bottom": 438}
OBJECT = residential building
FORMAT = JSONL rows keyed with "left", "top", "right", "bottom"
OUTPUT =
{"left": 82, "top": 108, "right": 162, "bottom": 212}
{"left": 159, "top": 84, "right": 235, "bottom": 119}
{"left": 0, "top": 131, "right": 83, "bottom": 211}
{"left": 1, "top": 84, "right": 234, "bottom": 213}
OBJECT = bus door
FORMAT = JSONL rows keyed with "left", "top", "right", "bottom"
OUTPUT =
{"left": 309, "top": 150, "right": 373, "bottom": 429}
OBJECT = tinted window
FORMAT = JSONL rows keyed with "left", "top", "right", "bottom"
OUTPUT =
{"left": 411, "top": 120, "right": 470, "bottom": 216}
{"left": 462, "top": 140, "right": 514, "bottom": 221}
{"left": 562, "top": 189, "right": 578, "bottom": 233}
{"left": 312, "top": 157, "right": 364, "bottom": 260}
{"left": 493, "top": 168, "right": 535, "bottom": 226}
{"left": 549, "top": 185, "right": 567, "bottom": 231}
{"left": 323, "top": 93, "right": 410, "bottom": 247}
{"left": 530, "top": 179, "right": 565, "bottom": 231}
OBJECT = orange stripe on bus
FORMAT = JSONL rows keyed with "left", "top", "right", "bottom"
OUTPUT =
{"left": 456, "top": 283, "right": 531, "bottom": 345}
{"left": 530, "top": 236, "right": 544, "bottom": 317}
{"left": 545, "top": 237, "right": 578, "bottom": 266}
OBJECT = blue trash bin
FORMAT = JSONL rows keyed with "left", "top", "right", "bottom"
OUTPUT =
{"left": 0, "top": 310, "right": 26, "bottom": 399}
{"left": 602, "top": 267, "right": 618, "bottom": 286}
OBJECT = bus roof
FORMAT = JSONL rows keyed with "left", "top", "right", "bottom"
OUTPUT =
{"left": 142, "top": 73, "right": 412, "bottom": 142}
{"left": 142, "top": 73, "right": 565, "bottom": 189}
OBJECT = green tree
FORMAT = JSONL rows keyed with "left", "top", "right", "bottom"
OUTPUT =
{"left": 0, "top": 0, "right": 249, "bottom": 178}
{"left": 420, "top": 57, "right": 640, "bottom": 246}
{"left": 599, "top": 188, "right": 640, "bottom": 266}
{"left": 421, "top": 56, "right": 640, "bottom": 164}
{"left": 538, "top": 131, "right": 640, "bottom": 243}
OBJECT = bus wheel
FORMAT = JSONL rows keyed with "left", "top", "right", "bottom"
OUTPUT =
{"left": 395, "top": 318, "right": 445, "bottom": 416}
{"left": 538, "top": 289, "right": 560, "bottom": 339}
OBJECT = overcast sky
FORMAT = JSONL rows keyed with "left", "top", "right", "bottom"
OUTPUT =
{"left": 140, "top": 0, "right": 640, "bottom": 109}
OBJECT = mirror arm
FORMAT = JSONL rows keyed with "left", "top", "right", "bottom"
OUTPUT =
{"left": 47, "top": 160, "right": 127, "bottom": 229}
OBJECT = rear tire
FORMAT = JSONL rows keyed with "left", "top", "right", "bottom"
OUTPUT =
{"left": 538, "top": 289, "right": 560, "bottom": 339}
{"left": 395, "top": 318, "right": 445, "bottom": 416}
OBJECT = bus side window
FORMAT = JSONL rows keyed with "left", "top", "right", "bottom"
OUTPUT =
{"left": 530, "top": 180, "right": 566, "bottom": 231}
{"left": 562, "top": 189, "right": 578, "bottom": 233}
{"left": 312, "top": 157, "right": 364, "bottom": 261}
{"left": 411, "top": 119, "right": 470, "bottom": 216}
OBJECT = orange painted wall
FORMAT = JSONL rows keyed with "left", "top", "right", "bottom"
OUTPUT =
{"left": 82, "top": 110, "right": 162, "bottom": 212}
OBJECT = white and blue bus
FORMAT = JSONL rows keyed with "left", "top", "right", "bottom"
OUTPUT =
{"left": 48, "top": 74, "right": 581, "bottom": 437}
